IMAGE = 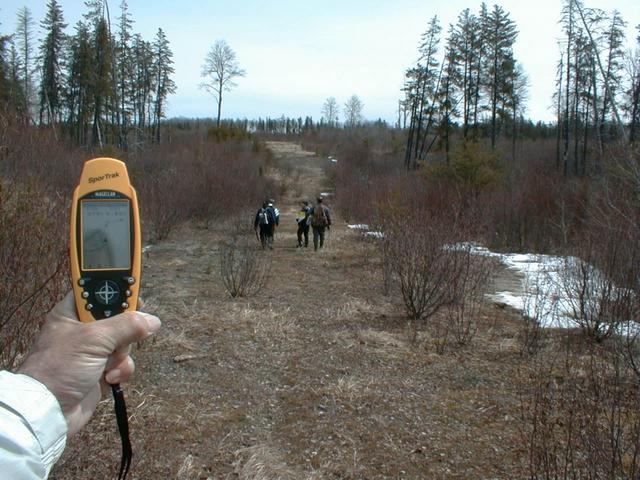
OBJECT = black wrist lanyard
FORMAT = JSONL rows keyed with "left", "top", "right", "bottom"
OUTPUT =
{"left": 111, "top": 383, "right": 132, "bottom": 479}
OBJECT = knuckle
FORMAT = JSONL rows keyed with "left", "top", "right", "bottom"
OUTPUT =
{"left": 129, "top": 314, "right": 149, "bottom": 339}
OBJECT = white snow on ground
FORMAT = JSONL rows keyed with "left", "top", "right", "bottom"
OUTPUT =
{"left": 347, "top": 224, "right": 384, "bottom": 238}
{"left": 464, "top": 243, "right": 639, "bottom": 333}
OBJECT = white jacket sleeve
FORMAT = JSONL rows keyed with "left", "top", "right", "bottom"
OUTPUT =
{"left": 0, "top": 371, "right": 67, "bottom": 480}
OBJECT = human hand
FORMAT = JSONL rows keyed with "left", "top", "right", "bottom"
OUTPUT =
{"left": 18, "top": 292, "right": 161, "bottom": 436}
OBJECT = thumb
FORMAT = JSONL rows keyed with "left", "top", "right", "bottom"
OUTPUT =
{"left": 93, "top": 311, "right": 161, "bottom": 352}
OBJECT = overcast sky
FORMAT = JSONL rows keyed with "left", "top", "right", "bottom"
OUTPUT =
{"left": 1, "top": 0, "right": 638, "bottom": 123}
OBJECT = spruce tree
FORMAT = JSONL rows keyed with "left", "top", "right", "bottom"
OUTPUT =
{"left": 152, "top": 27, "right": 176, "bottom": 143}
{"left": 38, "top": 0, "right": 67, "bottom": 125}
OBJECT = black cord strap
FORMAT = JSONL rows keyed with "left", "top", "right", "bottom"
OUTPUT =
{"left": 111, "top": 383, "right": 132, "bottom": 480}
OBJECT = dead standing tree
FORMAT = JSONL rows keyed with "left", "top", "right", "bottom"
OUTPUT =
{"left": 200, "top": 39, "right": 245, "bottom": 127}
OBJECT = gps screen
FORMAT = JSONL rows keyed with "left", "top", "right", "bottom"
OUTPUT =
{"left": 82, "top": 200, "right": 131, "bottom": 270}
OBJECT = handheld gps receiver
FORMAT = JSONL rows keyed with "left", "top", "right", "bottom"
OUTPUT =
{"left": 70, "top": 157, "right": 140, "bottom": 479}
{"left": 70, "top": 157, "right": 141, "bottom": 322}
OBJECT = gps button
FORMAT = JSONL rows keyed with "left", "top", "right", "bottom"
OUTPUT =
{"left": 95, "top": 280, "right": 121, "bottom": 305}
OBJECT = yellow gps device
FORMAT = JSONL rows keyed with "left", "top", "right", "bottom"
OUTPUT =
{"left": 70, "top": 157, "right": 141, "bottom": 322}
{"left": 70, "top": 157, "right": 140, "bottom": 479}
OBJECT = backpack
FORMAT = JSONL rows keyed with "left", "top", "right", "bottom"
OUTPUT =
{"left": 258, "top": 208, "right": 270, "bottom": 226}
{"left": 267, "top": 205, "right": 279, "bottom": 226}
{"left": 311, "top": 205, "right": 328, "bottom": 227}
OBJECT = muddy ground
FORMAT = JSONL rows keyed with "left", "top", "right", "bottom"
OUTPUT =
{"left": 51, "top": 141, "right": 531, "bottom": 479}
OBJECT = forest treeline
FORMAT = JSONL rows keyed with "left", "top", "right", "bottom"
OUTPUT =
{"left": 0, "top": 0, "right": 175, "bottom": 147}
{"left": 402, "top": 1, "right": 640, "bottom": 173}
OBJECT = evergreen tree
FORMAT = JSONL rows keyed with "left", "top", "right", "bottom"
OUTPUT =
{"left": 90, "top": 16, "right": 114, "bottom": 147}
{"left": 15, "top": 7, "right": 35, "bottom": 121}
{"left": 484, "top": 4, "right": 518, "bottom": 148}
{"left": 38, "top": 0, "right": 67, "bottom": 125}
{"left": 628, "top": 25, "right": 640, "bottom": 144}
{"left": 404, "top": 15, "right": 441, "bottom": 168}
{"left": 152, "top": 27, "right": 176, "bottom": 143}
{"left": 598, "top": 10, "right": 627, "bottom": 146}
{"left": 437, "top": 24, "right": 461, "bottom": 164}
{"left": 115, "top": 0, "right": 134, "bottom": 147}
{"left": 450, "top": 7, "right": 480, "bottom": 138}
{"left": 66, "top": 21, "right": 93, "bottom": 144}
{"left": 132, "top": 33, "right": 154, "bottom": 140}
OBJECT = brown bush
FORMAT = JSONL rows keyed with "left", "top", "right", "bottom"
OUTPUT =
{"left": 0, "top": 181, "right": 68, "bottom": 369}
{"left": 219, "top": 237, "right": 271, "bottom": 298}
{"left": 518, "top": 274, "right": 553, "bottom": 356}
{"left": 521, "top": 340, "right": 640, "bottom": 479}
{"left": 380, "top": 207, "right": 478, "bottom": 343}
{"left": 132, "top": 134, "right": 274, "bottom": 241}
{"left": 447, "top": 244, "right": 494, "bottom": 346}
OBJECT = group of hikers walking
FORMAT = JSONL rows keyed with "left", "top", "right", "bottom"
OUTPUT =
{"left": 253, "top": 197, "right": 332, "bottom": 251}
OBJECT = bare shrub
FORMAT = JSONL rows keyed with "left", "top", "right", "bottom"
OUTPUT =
{"left": 624, "top": 329, "right": 640, "bottom": 383}
{"left": 141, "top": 166, "right": 187, "bottom": 241}
{"left": 381, "top": 209, "right": 469, "bottom": 343}
{"left": 448, "top": 245, "right": 494, "bottom": 346}
{"left": 518, "top": 272, "right": 555, "bottom": 356}
{"left": 133, "top": 134, "right": 275, "bottom": 240}
{"left": 521, "top": 341, "right": 640, "bottom": 479}
{"left": 0, "top": 181, "right": 68, "bottom": 369}
{"left": 556, "top": 246, "right": 636, "bottom": 342}
{"left": 219, "top": 237, "right": 271, "bottom": 298}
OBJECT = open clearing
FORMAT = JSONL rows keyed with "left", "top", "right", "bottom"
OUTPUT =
{"left": 52, "top": 142, "right": 530, "bottom": 479}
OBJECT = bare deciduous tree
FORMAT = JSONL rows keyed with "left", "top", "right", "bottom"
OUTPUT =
{"left": 343, "top": 94, "right": 363, "bottom": 128}
{"left": 200, "top": 39, "right": 245, "bottom": 127}
{"left": 321, "top": 96, "right": 339, "bottom": 126}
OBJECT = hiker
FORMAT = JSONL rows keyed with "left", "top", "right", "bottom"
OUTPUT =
{"left": 0, "top": 292, "right": 160, "bottom": 479}
{"left": 296, "top": 200, "right": 312, "bottom": 248}
{"left": 254, "top": 201, "right": 275, "bottom": 249}
{"left": 266, "top": 199, "right": 280, "bottom": 228}
{"left": 310, "top": 196, "right": 332, "bottom": 251}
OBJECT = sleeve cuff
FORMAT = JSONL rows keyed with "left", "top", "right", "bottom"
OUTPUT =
{"left": 0, "top": 371, "right": 67, "bottom": 469}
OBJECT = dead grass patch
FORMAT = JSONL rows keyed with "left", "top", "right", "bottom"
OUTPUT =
{"left": 233, "top": 444, "right": 301, "bottom": 480}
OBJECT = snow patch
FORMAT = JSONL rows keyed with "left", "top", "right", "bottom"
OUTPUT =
{"left": 464, "top": 244, "right": 638, "bottom": 332}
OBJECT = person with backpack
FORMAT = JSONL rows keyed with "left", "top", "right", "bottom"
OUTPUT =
{"left": 254, "top": 201, "right": 275, "bottom": 249}
{"left": 266, "top": 199, "right": 280, "bottom": 227}
{"left": 310, "top": 196, "right": 331, "bottom": 251}
{"left": 296, "top": 200, "right": 312, "bottom": 248}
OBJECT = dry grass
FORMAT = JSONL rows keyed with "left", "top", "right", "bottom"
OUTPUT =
{"left": 233, "top": 445, "right": 301, "bottom": 480}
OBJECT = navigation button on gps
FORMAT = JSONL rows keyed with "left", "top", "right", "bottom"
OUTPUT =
{"left": 95, "top": 280, "right": 120, "bottom": 305}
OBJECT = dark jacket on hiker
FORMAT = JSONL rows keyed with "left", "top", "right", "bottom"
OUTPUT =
{"left": 310, "top": 202, "right": 331, "bottom": 251}
{"left": 296, "top": 204, "right": 312, "bottom": 247}
{"left": 254, "top": 205, "right": 276, "bottom": 249}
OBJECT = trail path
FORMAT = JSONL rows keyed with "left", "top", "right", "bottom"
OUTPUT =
{"left": 52, "top": 142, "right": 528, "bottom": 479}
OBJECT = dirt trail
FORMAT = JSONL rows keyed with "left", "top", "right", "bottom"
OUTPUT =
{"left": 52, "top": 141, "right": 528, "bottom": 479}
